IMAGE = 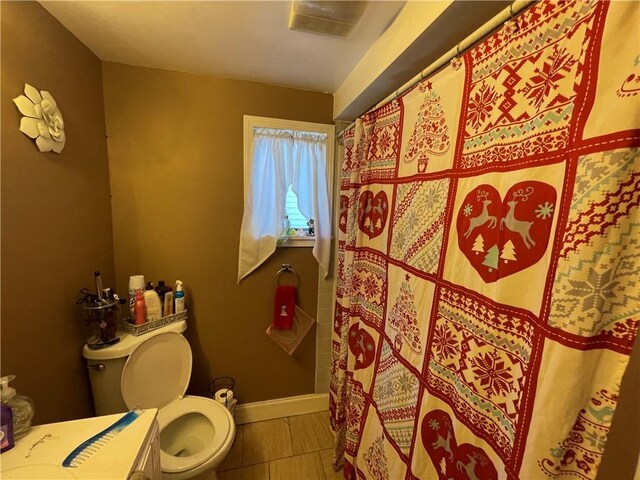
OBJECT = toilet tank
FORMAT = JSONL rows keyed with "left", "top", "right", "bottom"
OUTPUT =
{"left": 86, "top": 357, "right": 128, "bottom": 415}
{"left": 83, "top": 321, "right": 188, "bottom": 416}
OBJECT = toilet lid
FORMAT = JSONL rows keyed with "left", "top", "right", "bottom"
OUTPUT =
{"left": 121, "top": 332, "right": 192, "bottom": 410}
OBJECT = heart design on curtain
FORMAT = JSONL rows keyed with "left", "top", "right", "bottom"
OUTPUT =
{"left": 348, "top": 323, "right": 376, "bottom": 369}
{"left": 456, "top": 181, "right": 557, "bottom": 283}
{"left": 421, "top": 409, "right": 498, "bottom": 480}
{"left": 358, "top": 191, "right": 388, "bottom": 239}
{"left": 344, "top": 460, "right": 357, "bottom": 480}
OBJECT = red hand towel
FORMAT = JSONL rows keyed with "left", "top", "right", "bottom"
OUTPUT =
{"left": 273, "top": 285, "right": 296, "bottom": 329}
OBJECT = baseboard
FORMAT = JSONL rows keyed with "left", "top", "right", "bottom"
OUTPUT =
{"left": 234, "top": 393, "right": 329, "bottom": 425}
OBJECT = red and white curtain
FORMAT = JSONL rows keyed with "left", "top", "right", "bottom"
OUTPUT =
{"left": 330, "top": 1, "right": 640, "bottom": 479}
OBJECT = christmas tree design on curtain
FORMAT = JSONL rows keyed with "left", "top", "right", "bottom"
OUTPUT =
{"left": 403, "top": 82, "right": 450, "bottom": 173}
{"left": 388, "top": 274, "right": 423, "bottom": 353}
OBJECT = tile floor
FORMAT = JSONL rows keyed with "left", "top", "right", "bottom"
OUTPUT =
{"left": 193, "top": 411, "right": 342, "bottom": 480}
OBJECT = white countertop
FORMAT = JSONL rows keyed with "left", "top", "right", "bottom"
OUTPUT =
{"left": 0, "top": 409, "right": 157, "bottom": 479}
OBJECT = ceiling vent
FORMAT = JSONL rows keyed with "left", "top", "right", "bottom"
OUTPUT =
{"left": 288, "top": 1, "right": 369, "bottom": 39}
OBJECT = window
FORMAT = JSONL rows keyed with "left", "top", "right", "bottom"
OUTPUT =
{"left": 238, "top": 116, "right": 334, "bottom": 281}
{"left": 286, "top": 185, "right": 312, "bottom": 231}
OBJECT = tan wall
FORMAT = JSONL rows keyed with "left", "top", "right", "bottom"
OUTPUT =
{"left": 1, "top": 2, "right": 114, "bottom": 424}
{"left": 102, "top": 62, "right": 333, "bottom": 403}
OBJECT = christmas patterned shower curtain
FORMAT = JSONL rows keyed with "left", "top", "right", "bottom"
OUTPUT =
{"left": 330, "top": 1, "right": 640, "bottom": 479}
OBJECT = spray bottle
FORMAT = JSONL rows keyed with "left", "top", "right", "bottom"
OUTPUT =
{"left": 175, "top": 280, "right": 185, "bottom": 314}
{"left": 134, "top": 290, "right": 147, "bottom": 325}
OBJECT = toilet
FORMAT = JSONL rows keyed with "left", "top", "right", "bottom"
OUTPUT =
{"left": 83, "top": 321, "right": 235, "bottom": 480}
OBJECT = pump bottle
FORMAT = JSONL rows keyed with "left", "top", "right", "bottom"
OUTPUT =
{"left": 175, "top": 280, "right": 185, "bottom": 314}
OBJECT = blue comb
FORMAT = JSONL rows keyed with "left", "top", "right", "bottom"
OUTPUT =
{"left": 62, "top": 409, "right": 142, "bottom": 468}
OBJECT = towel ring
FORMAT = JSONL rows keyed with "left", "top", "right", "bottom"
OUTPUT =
{"left": 276, "top": 264, "right": 300, "bottom": 287}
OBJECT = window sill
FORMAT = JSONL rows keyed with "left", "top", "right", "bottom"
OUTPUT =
{"left": 278, "top": 237, "right": 315, "bottom": 248}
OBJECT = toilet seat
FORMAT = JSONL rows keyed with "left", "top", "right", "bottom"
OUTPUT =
{"left": 121, "top": 332, "right": 192, "bottom": 410}
{"left": 157, "top": 395, "right": 234, "bottom": 473}
{"left": 121, "top": 332, "right": 234, "bottom": 473}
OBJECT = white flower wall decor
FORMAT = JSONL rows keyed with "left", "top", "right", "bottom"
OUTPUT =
{"left": 13, "top": 84, "right": 66, "bottom": 153}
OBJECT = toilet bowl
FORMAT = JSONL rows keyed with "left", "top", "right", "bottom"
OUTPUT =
{"left": 84, "top": 323, "right": 235, "bottom": 480}
{"left": 158, "top": 396, "right": 234, "bottom": 478}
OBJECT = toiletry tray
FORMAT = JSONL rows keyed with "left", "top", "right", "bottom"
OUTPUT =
{"left": 122, "top": 310, "right": 187, "bottom": 336}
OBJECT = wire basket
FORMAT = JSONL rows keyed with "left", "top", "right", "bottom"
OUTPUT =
{"left": 209, "top": 377, "right": 235, "bottom": 399}
{"left": 209, "top": 376, "right": 236, "bottom": 417}
{"left": 122, "top": 310, "right": 187, "bottom": 336}
{"left": 83, "top": 300, "right": 121, "bottom": 350}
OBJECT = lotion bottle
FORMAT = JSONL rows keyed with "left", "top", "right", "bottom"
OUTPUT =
{"left": 175, "top": 280, "right": 185, "bottom": 314}
{"left": 144, "top": 282, "right": 162, "bottom": 321}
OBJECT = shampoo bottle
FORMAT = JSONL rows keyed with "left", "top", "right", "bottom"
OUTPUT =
{"left": 175, "top": 280, "right": 185, "bottom": 314}
{"left": 144, "top": 282, "right": 162, "bottom": 321}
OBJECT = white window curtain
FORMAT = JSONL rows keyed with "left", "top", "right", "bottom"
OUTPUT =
{"left": 238, "top": 128, "right": 331, "bottom": 282}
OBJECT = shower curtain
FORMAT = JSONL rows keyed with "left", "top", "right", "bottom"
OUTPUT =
{"left": 330, "top": 1, "right": 640, "bottom": 479}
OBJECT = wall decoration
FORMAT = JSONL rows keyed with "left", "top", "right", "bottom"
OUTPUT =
{"left": 13, "top": 84, "right": 66, "bottom": 153}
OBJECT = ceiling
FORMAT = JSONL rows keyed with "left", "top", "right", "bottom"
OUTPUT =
{"left": 39, "top": 1, "right": 406, "bottom": 94}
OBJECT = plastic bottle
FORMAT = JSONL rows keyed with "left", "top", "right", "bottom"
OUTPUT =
{"left": 144, "top": 282, "right": 162, "bottom": 322}
{"left": 128, "top": 275, "right": 145, "bottom": 322}
{"left": 155, "top": 280, "right": 172, "bottom": 314}
{"left": 163, "top": 291, "right": 174, "bottom": 317}
{"left": 175, "top": 280, "right": 185, "bottom": 314}
{"left": 134, "top": 290, "right": 147, "bottom": 325}
{"left": 1, "top": 405, "right": 14, "bottom": 453}
{"left": 278, "top": 214, "right": 291, "bottom": 244}
{"left": 1, "top": 375, "right": 34, "bottom": 442}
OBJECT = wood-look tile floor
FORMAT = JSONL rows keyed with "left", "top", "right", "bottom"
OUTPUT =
{"left": 193, "top": 411, "right": 342, "bottom": 480}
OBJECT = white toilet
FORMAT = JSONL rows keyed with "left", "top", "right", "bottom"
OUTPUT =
{"left": 83, "top": 321, "right": 235, "bottom": 480}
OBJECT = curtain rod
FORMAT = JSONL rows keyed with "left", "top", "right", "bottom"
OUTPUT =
{"left": 336, "top": 0, "right": 536, "bottom": 141}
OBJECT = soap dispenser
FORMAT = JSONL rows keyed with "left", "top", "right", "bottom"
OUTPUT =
{"left": 0, "top": 375, "right": 35, "bottom": 440}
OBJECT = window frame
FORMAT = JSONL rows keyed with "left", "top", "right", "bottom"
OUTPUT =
{"left": 243, "top": 115, "right": 335, "bottom": 247}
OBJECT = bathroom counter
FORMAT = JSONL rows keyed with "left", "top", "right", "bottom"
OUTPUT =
{"left": 1, "top": 409, "right": 160, "bottom": 479}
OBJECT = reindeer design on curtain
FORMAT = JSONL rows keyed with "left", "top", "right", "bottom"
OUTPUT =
{"left": 501, "top": 187, "right": 536, "bottom": 249}
{"left": 464, "top": 190, "right": 497, "bottom": 239}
